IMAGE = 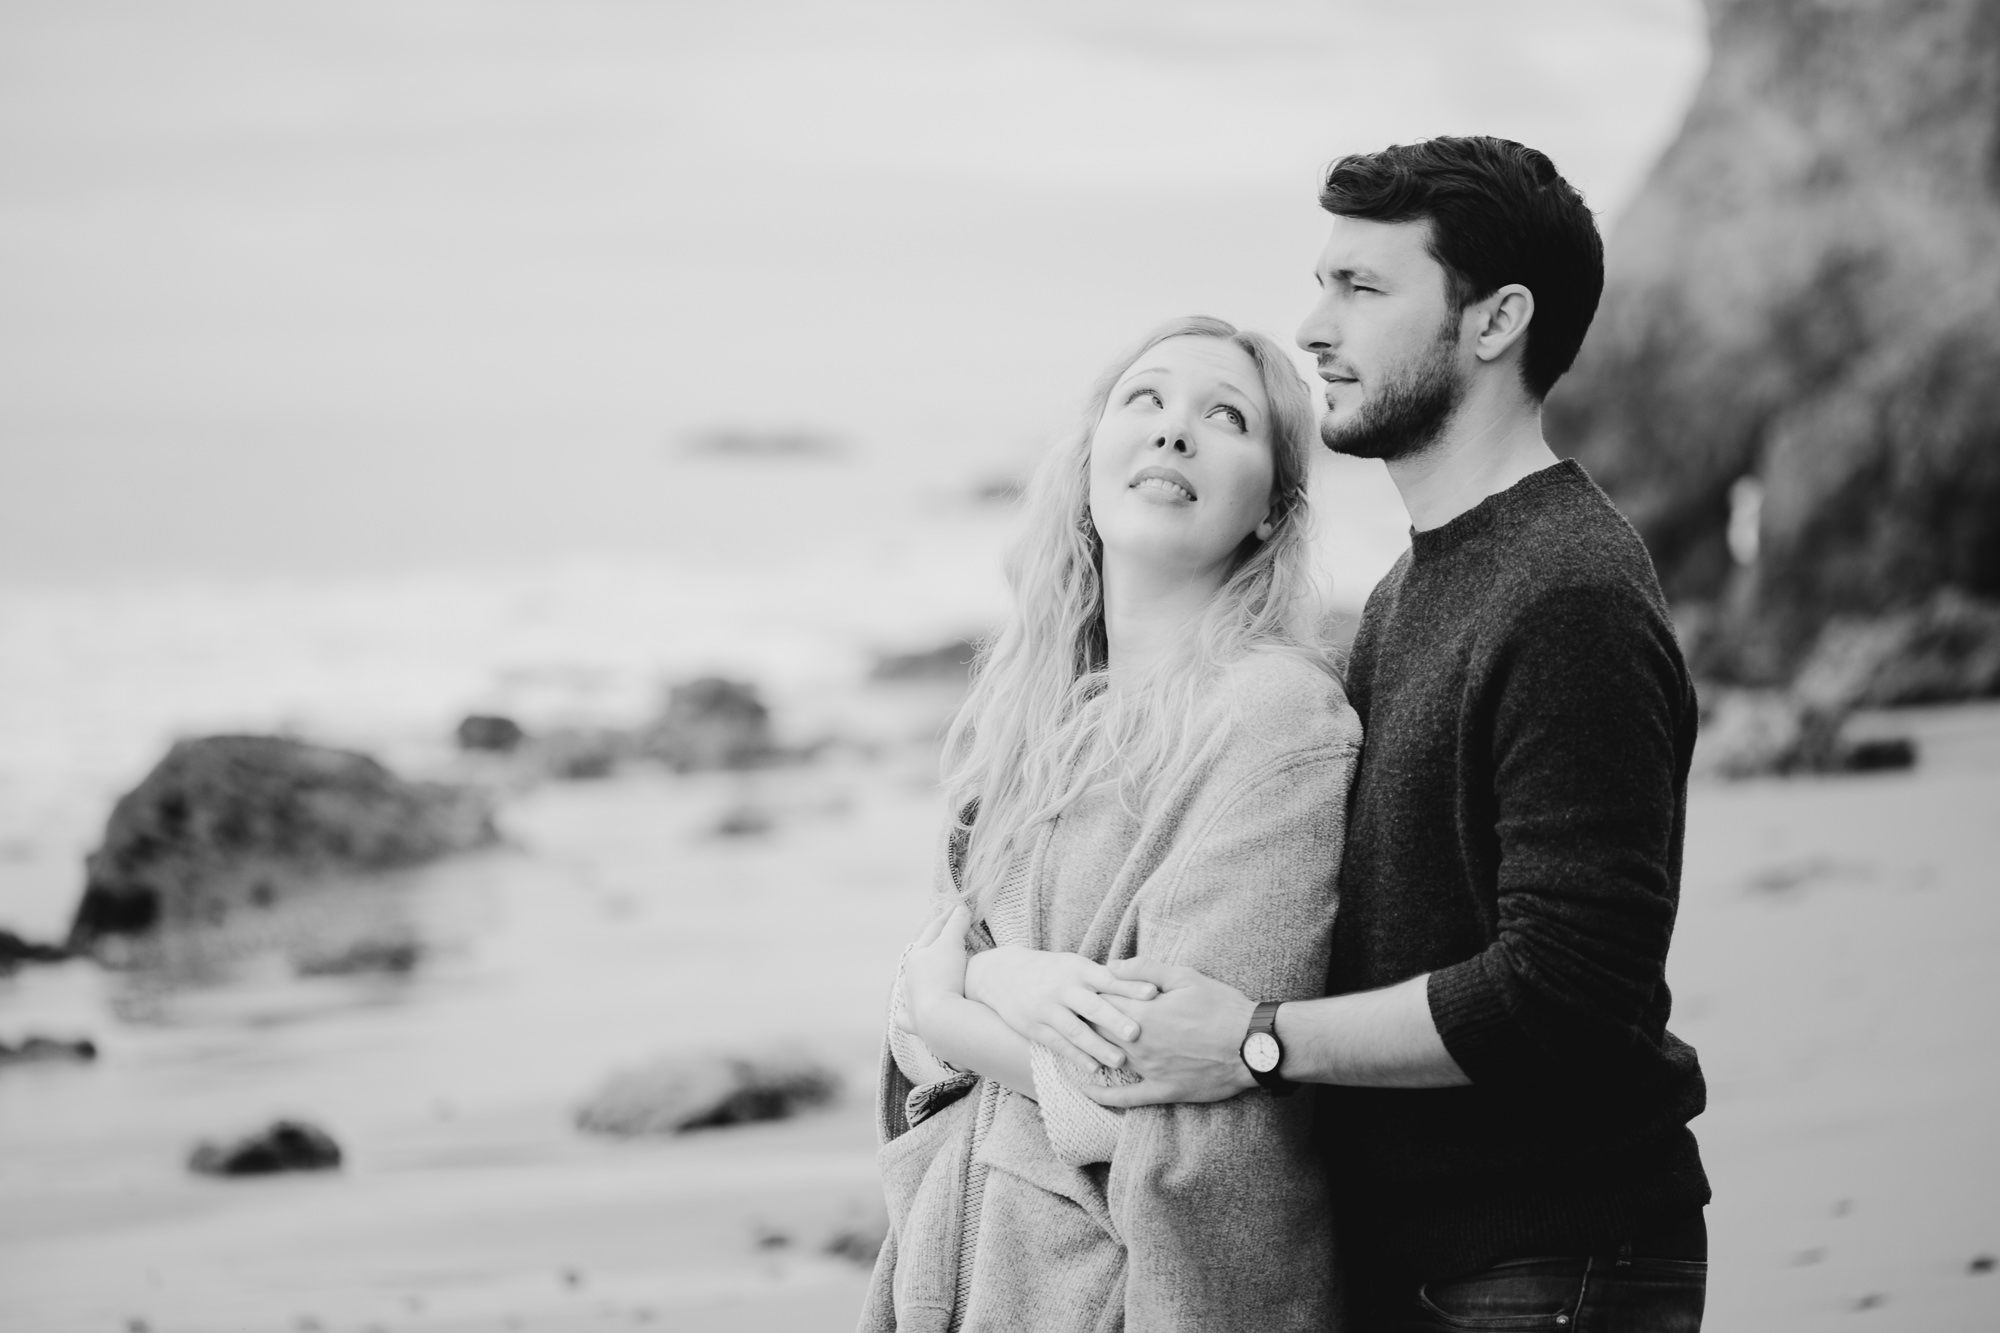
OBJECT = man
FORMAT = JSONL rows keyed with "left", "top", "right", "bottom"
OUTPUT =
{"left": 1085, "top": 137, "right": 1710, "bottom": 1328}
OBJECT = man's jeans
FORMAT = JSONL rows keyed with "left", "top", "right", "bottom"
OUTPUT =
{"left": 1385, "top": 1249, "right": 1707, "bottom": 1331}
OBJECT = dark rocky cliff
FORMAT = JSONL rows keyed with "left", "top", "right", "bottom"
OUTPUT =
{"left": 1547, "top": 0, "right": 2000, "bottom": 683}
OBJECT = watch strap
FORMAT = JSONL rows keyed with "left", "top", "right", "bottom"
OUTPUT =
{"left": 1245, "top": 999, "right": 1294, "bottom": 1096}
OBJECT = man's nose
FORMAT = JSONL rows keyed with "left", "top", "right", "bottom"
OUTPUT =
{"left": 1296, "top": 295, "right": 1337, "bottom": 355}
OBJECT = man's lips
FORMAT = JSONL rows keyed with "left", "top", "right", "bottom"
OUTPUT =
{"left": 1130, "top": 465, "right": 1196, "bottom": 502}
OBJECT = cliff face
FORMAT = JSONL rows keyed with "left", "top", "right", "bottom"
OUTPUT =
{"left": 1546, "top": 0, "right": 2000, "bottom": 681}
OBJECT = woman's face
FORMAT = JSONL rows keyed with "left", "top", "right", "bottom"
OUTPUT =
{"left": 1087, "top": 335, "right": 1278, "bottom": 583}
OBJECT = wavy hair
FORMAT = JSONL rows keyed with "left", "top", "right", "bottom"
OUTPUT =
{"left": 941, "top": 315, "right": 1327, "bottom": 907}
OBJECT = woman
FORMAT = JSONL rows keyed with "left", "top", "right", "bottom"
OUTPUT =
{"left": 864, "top": 316, "right": 1360, "bottom": 1333}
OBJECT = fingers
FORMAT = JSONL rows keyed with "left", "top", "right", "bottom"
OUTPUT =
{"left": 912, "top": 908, "right": 949, "bottom": 948}
{"left": 1107, "top": 957, "right": 1202, "bottom": 990}
{"left": 1037, "top": 1029, "right": 1109, "bottom": 1075}
{"left": 1041, "top": 1016, "right": 1126, "bottom": 1070}
{"left": 1078, "top": 960, "right": 1158, "bottom": 1002}
{"left": 1069, "top": 990, "right": 1141, "bottom": 1044}
{"left": 918, "top": 903, "right": 970, "bottom": 950}
{"left": 1083, "top": 1079, "right": 1177, "bottom": 1109}
{"left": 942, "top": 903, "right": 971, "bottom": 940}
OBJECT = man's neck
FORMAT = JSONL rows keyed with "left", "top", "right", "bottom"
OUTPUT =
{"left": 1387, "top": 386, "right": 1557, "bottom": 533}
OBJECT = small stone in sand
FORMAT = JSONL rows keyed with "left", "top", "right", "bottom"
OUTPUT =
{"left": 1790, "top": 1247, "right": 1826, "bottom": 1266}
{"left": 824, "top": 1212, "right": 890, "bottom": 1267}
{"left": 1834, "top": 1198, "right": 1854, "bottom": 1217}
{"left": 712, "top": 805, "right": 774, "bottom": 838}
{"left": 0, "top": 1035, "right": 97, "bottom": 1066}
{"left": 1972, "top": 1254, "right": 1996, "bottom": 1274}
{"left": 125, "top": 1320, "right": 149, "bottom": 1333}
{"left": 456, "top": 714, "right": 527, "bottom": 753}
{"left": 752, "top": 1222, "right": 792, "bottom": 1249}
{"left": 1852, "top": 1293, "right": 1885, "bottom": 1311}
{"left": 561, "top": 1267, "right": 584, "bottom": 1290}
{"left": 188, "top": 1118, "right": 342, "bottom": 1176}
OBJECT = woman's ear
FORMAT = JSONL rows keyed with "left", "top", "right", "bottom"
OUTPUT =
{"left": 1254, "top": 515, "right": 1275, "bottom": 542}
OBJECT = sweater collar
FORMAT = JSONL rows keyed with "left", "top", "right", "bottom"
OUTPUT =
{"left": 1407, "top": 458, "right": 1586, "bottom": 561}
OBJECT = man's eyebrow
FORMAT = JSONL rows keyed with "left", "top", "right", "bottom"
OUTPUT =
{"left": 1327, "top": 265, "right": 1384, "bottom": 284}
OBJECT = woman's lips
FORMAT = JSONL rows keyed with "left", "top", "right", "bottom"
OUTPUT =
{"left": 1130, "top": 465, "right": 1196, "bottom": 502}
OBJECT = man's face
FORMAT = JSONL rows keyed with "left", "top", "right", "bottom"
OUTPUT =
{"left": 1295, "top": 215, "right": 1468, "bottom": 461}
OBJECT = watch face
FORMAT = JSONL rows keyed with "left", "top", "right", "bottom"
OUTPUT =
{"left": 1243, "top": 1031, "right": 1281, "bottom": 1074}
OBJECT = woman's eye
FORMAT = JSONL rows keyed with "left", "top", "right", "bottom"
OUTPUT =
{"left": 1126, "top": 387, "right": 1163, "bottom": 408}
{"left": 1211, "top": 404, "right": 1246, "bottom": 429}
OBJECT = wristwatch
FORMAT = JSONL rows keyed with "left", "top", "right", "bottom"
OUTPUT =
{"left": 1240, "top": 999, "right": 1293, "bottom": 1096}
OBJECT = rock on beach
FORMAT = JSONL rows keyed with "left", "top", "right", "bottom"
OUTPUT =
{"left": 0, "top": 1035, "right": 97, "bottom": 1066}
{"left": 66, "top": 735, "right": 497, "bottom": 953}
{"left": 1548, "top": 0, "right": 2000, "bottom": 685}
{"left": 638, "top": 677, "right": 776, "bottom": 772}
{"left": 188, "top": 1119, "right": 343, "bottom": 1177}
{"left": 574, "top": 1049, "right": 840, "bottom": 1136}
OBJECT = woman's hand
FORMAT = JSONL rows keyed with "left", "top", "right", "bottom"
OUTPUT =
{"left": 964, "top": 945, "right": 1159, "bottom": 1073}
{"left": 898, "top": 903, "right": 974, "bottom": 1038}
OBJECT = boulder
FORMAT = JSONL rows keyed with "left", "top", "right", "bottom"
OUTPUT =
{"left": 455, "top": 714, "right": 526, "bottom": 753}
{"left": 188, "top": 1119, "right": 342, "bottom": 1176}
{"left": 1792, "top": 588, "right": 2000, "bottom": 710}
{"left": 639, "top": 677, "right": 775, "bottom": 772}
{"left": 1692, "top": 687, "right": 1917, "bottom": 779}
{"left": 66, "top": 736, "right": 497, "bottom": 952}
{"left": 574, "top": 1049, "right": 840, "bottom": 1136}
{"left": 1546, "top": 0, "right": 2000, "bottom": 683}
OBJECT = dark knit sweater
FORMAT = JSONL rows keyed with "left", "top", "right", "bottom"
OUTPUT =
{"left": 1323, "top": 459, "right": 1710, "bottom": 1282}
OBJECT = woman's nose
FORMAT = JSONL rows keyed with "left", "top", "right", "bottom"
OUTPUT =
{"left": 1150, "top": 429, "right": 1193, "bottom": 455}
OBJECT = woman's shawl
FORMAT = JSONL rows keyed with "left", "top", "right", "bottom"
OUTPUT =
{"left": 862, "top": 651, "right": 1362, "bottom": 1333}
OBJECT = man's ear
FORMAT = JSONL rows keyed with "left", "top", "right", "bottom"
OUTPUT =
{"left": 1471, "top": 284, "right": 1534, "bottom": 365}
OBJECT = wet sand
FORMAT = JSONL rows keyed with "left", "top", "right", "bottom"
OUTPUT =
{"left": 2, "top": 703, "right": 1998, "bottom": 1331}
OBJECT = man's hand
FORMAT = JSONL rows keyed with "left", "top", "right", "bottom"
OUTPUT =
{"left": 964, "top": 945, "right": 1158, "bottom": 1074}
{"left": 1083, "top": 959, "right": 1258, "bottom": 1107}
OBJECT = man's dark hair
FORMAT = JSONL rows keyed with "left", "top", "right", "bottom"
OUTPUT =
{"left": 1318, "top": 136, "right": 1603, "bottom": 400}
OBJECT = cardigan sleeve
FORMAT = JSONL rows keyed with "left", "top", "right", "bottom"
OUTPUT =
{"left": 1108, "top": 731, "right": 1357, "bottom": 1333}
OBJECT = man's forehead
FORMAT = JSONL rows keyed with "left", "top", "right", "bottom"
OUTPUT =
{"left": 1315, "top": 214, "right": 1435, "bottom": 273}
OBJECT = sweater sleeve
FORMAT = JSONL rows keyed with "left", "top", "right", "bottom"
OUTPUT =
{"left": 1109, "top": 736, "right": 1356, "bottom": 1333}
{"left": 1427, "top": 583, "right": 1693, "bottom": 1093}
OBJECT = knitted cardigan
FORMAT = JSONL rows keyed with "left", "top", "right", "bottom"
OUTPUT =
{"left": 860, "top": 650, "right": 1362, "bottom": 1333}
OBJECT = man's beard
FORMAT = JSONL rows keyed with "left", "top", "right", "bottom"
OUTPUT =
{"left": 1319, "top": 322, "right": 1465, "bottom": 462}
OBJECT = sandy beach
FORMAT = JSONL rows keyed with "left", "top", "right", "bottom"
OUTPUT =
{"left": 0, "top": 696, "right": 1994, "bottom": 1332}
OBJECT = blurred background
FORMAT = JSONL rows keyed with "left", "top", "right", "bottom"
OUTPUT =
{"left": 2, "top": 1, "right": 1995, "bottom": 1330}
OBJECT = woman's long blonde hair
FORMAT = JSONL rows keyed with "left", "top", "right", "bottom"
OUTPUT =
{"left": 941, "top": 315, "right": 1326, "bottom": 906}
